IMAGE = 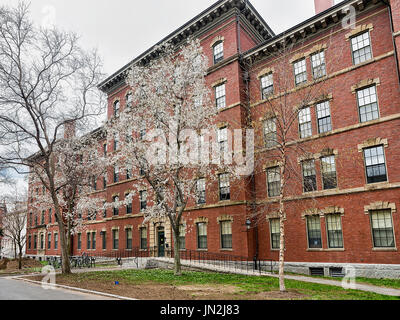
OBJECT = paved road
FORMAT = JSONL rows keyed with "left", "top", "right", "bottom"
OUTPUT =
{"left": 0, "top": 277, "right": 114, "bottom": 300}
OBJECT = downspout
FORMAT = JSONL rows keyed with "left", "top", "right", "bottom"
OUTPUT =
{"left": 383, "top": 0, "right": 400, "bottom": 87}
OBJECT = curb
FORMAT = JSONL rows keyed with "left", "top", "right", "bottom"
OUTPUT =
{"left": 12, "top": 276, "right": 138, "bottom": 300}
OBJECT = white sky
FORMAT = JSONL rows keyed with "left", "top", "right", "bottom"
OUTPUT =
{"left": 0, "top": 0, "right": 318, "bottom": 76}
{"left": 0, "top": 0, "right": 320, "bottom": 196}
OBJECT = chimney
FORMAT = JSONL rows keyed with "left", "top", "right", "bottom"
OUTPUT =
{"left": 63, "top": 121, "right": 76, "bottom": 139}
{"left": 314, "top": 0, "right": 334, "bottom": 15}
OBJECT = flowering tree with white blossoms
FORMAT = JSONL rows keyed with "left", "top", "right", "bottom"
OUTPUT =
{"left": 30, "top": 130, "right": 108, "bottom": 254}
{"left": 107, "top": 39, "right": 253, "bottom": 275}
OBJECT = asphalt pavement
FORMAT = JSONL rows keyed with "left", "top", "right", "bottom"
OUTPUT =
{"left": 0, "top": 277, "right": 114, "bottom": 300}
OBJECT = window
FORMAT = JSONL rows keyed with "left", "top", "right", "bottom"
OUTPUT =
{"left": 270, "top": 219, "right": 280, "bottom": 250}
{"left": 34, "top": 235, "right": 37, "bottom": 249}
{"left": 54, "top": 233, "right": 58, "bottom": 249}
{"left": 217, "top": 127, "right": 228, "bottom": 157}
{"left": 113, "top": 196, "right": 119, "bottom": 216}
{"left": 326, "top": 214, "right": 344, "bottom": 249}
{"left": 321, "top": 155, "right": 337, "bottom": 190}
{"left": 299, "top": 107, "right": 312, "bottom": 138}
{"left": 103, "top": 174, "right": 107, "bottom": 189}
{"left": 213, "top": 41, "right": 224, "bottom": 64}
{"left": 140, "top": 124, "right": 146, "bottom": 140}
{"left": 41, "top": 211, "right": 45, "bottom": 225}
{"left": 140, "top": 191, "right": 147, "bottom": 211}
{"left": 357, "top": 86, "right": 379, "bottom": 123}
{"left": 215, "top": 84, "right": 226, "bottom": 110}
{"left": 126, "top": 92, "right": 133, "bottom": 109}
{"left": 40, "top": 234, "right": 44, "bottom": 250}
{"left": 219, "top": 173, "right": 230, "bottom": 201}
{"left": 77, "top": 233, "right": 81, "bottom": 250}
{"left": 113, "top": 134, "right": 119, "bottom": 151}
{"left": 104, "top": 144, "right": 107, "bottom": 157}
{"left": 35, "top": 215, "right": 38, "bottom": 226}
{"left": 364, "top": 146, "right": 387, "bottom": 184}
{"left": 112, "top": 229, "right": 119, "bottom": 250}
{"left": 220, "top": 221, "right": 232, "bottom": 249}
{"left": 113, "top": 100, "right": 120, "bottom": 117}
{"left": 126, "top": 165, "right": 132, "bottom": 180}
{"left": 302, "top": 160, "right": 317, "bottom": 192}
{"left": 267, "top": 166, "right": 281, "bottom": 198}
{"left": 316, "top": 101, "right": 332, "bottom": 134}
{"left": 113, "top": 166, "right": 119, "bottom": 183}
{"left": 48, "top": 209, "right": 52, "bottom": 224}
{"left": 140, "top": 228, "right": 147, "bottom": 250}
{"left": 103, "top": 202, "right": 107, "bottom": 218}
{"left": 126, "top": 229, "right": 132, "bottom": 250}
{"left": 92, "top": 232, "right": 96, "bottom": 250}
{"left": 370, "top": 210, "right": 395, "bottom": 248}
{"left": 307, "top": 216, "right": 322, "bottom": 248}
{"left": 101, "top": 231, "right": 106, "bottom": 250}
{"left": 263, "top": 118, "right": 277, "bottom": 148}
{"left": 179, "top": 225, "right": 186, "bottom": 250}
{"left": 126, "top": 198, "right": 133, "bottom": 214}
{"left": 311, "top": 51, "right": 326, "bottom": 79}
{"left": 29, "top": 213, "right": 32, "bottom": 227}
{"left": 87, "top": 233, "right": 91, "bottom": 250}
{"left": 197, "top": 223, "right": 207, "bottom": 249}
{"left": 351, "top": 31, "right": 372, "bottom": 65}
{"left": 196, "top": 178, "right": 206, "bottom": 205}
{"left": 294, "top": 58, "right": 307, "bottom": 86}
{"left": 28, "top": 235, "right": 31, "bottom": 249}
{"left": 261, "top": 74, "right": 274, "bottom": 99}
{"left": 47, "top": 233, "right": 51, "bottom": 249}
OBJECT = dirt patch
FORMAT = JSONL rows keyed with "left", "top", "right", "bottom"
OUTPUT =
{"left": 26, "top": 275, "right": 308, "bottom": 300}
{"left": 0, "top": 258, "right": 43, "bottom": 274}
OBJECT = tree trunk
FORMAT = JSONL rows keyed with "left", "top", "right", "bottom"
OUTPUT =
{"left": 172, "top": 226, "right": 182, "bottom": 276}
{"left": 58, "top": 222, "right": 71, "bottom": 274}
{"left": 18, "top": 246, "right": 22, "bottom": 270}
{"left": 278, "top": 160, "right": 286, "bottom": 292}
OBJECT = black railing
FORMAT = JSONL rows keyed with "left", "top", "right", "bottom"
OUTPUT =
{"left": 80, "top": 247, "right": 276, "bottom": 274}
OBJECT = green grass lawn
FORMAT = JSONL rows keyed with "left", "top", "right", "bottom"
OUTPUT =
{"left": 278, "top": 271, "right": 400, "bottom": 290}
{"left": 59, "top": 269, "right": 400, "bottom": 300}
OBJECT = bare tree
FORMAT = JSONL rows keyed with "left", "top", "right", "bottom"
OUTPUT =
{"left": 2, "top": 196, "right": 27, "bottom": 269}
{"left": 242, "top": 38, "right": 342, "bottom": 291}
{"left": 0, "top": 1, "right": 105, "bottom": 274}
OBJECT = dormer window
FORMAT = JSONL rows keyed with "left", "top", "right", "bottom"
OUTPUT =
{"left": 213, "top": 41, "right": 224, "bottom": 64}
{"left": 113, "top": 100, "right": 120, "bottom": 117}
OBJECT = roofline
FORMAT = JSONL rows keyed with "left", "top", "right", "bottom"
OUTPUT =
{"left": 242, "top": 0, "right": 383, "bottom": 59}
{"left": 98, "top": 0, "right": 275, "bottom": 92}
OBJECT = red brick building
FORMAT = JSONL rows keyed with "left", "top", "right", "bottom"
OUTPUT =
{"left": 26, "top": 0, "right": 400, "bottom": 277}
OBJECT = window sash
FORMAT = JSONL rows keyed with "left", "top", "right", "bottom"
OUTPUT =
{"left": 294, "top": 59, "right": 307, "bottom": 85}
{"left": 126, "top": 229, "right": 132, "bottom": 249}
{"left": 140, "top": 228, "right": 147, "bottom": 250}
{"left": 112, "top": 230, "right": 119, "bottom": 250}
{"left": 311, "top": 51, "right": 326, "bottom": 79}
{"left": 213, "top": 42, "right": 224, "bottom": 64}
{"left": 215, "top": 84, "right": 226, "bottom": 110}
{"left": 303, "top": 160, "right": 317, "bottom": 192}
{"left": 357, "top": 86, "right": 379, "bottom": 123}
{"left": 196, "top": 179, "right": 206, "bottom": 204}
{"left": 321, "top": 156, "right": 337, "bottom": 190}
{"left": 364, "top": 146, "right": 387, "bottom": 184}
{"left": 270, "top": 219, "right": 280, "bottom": 249}
{"left": 316, "top": 101, "right": 332, "bottom": 133}
{"left": 267, "top": 167, "right": 281, "bottom": 197}
{"left": 351, "top": 32, "right": 372, "bottom": 65}
{"left": 299, "top": 107, "right": 312, "bottom": 138}
{"left": 197, "top": 223, "right": 207, "bottom": 249}
{"left": 261, "top": 74, "right": 274, "bottom": 99}
{"left": 326, "top": 214, "right": 343, "bottom": 248}
{"left": 370, "top": 210, "right": 395, "bottom": 248}
{"left": 219, "top": 174, "right": 230, "bottom": 201}
{"left": 307, "top": 216, "right": 322, "bottom": 248}
{"left": 264, "top": 118, "right": 277, "bottom": 148}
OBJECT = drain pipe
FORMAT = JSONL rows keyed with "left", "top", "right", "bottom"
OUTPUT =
{"left": 382, "top": 0, "right": 400, "bottom": 87}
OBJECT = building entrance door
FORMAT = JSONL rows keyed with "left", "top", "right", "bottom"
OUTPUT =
{"left": 157, "top": 227, "right": 165, "bottom": 257}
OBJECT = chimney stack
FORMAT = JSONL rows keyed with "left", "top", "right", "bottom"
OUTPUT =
{"left": 314, "top": 0, "right": 334, "bottom": 15}
{"left": 63, "top": 121, "right": 76, "bottom": 139}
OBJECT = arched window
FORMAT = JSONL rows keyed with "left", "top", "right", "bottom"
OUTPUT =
{"left": 213, "top": 41, "right": 224, "bottom": 64}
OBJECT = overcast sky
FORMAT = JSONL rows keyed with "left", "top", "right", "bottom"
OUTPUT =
{"left": 0, "top": 0, "right": 321, "bottom": 196}
{"left": 0, "top": 0, "right": 319, "bottom": 77}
